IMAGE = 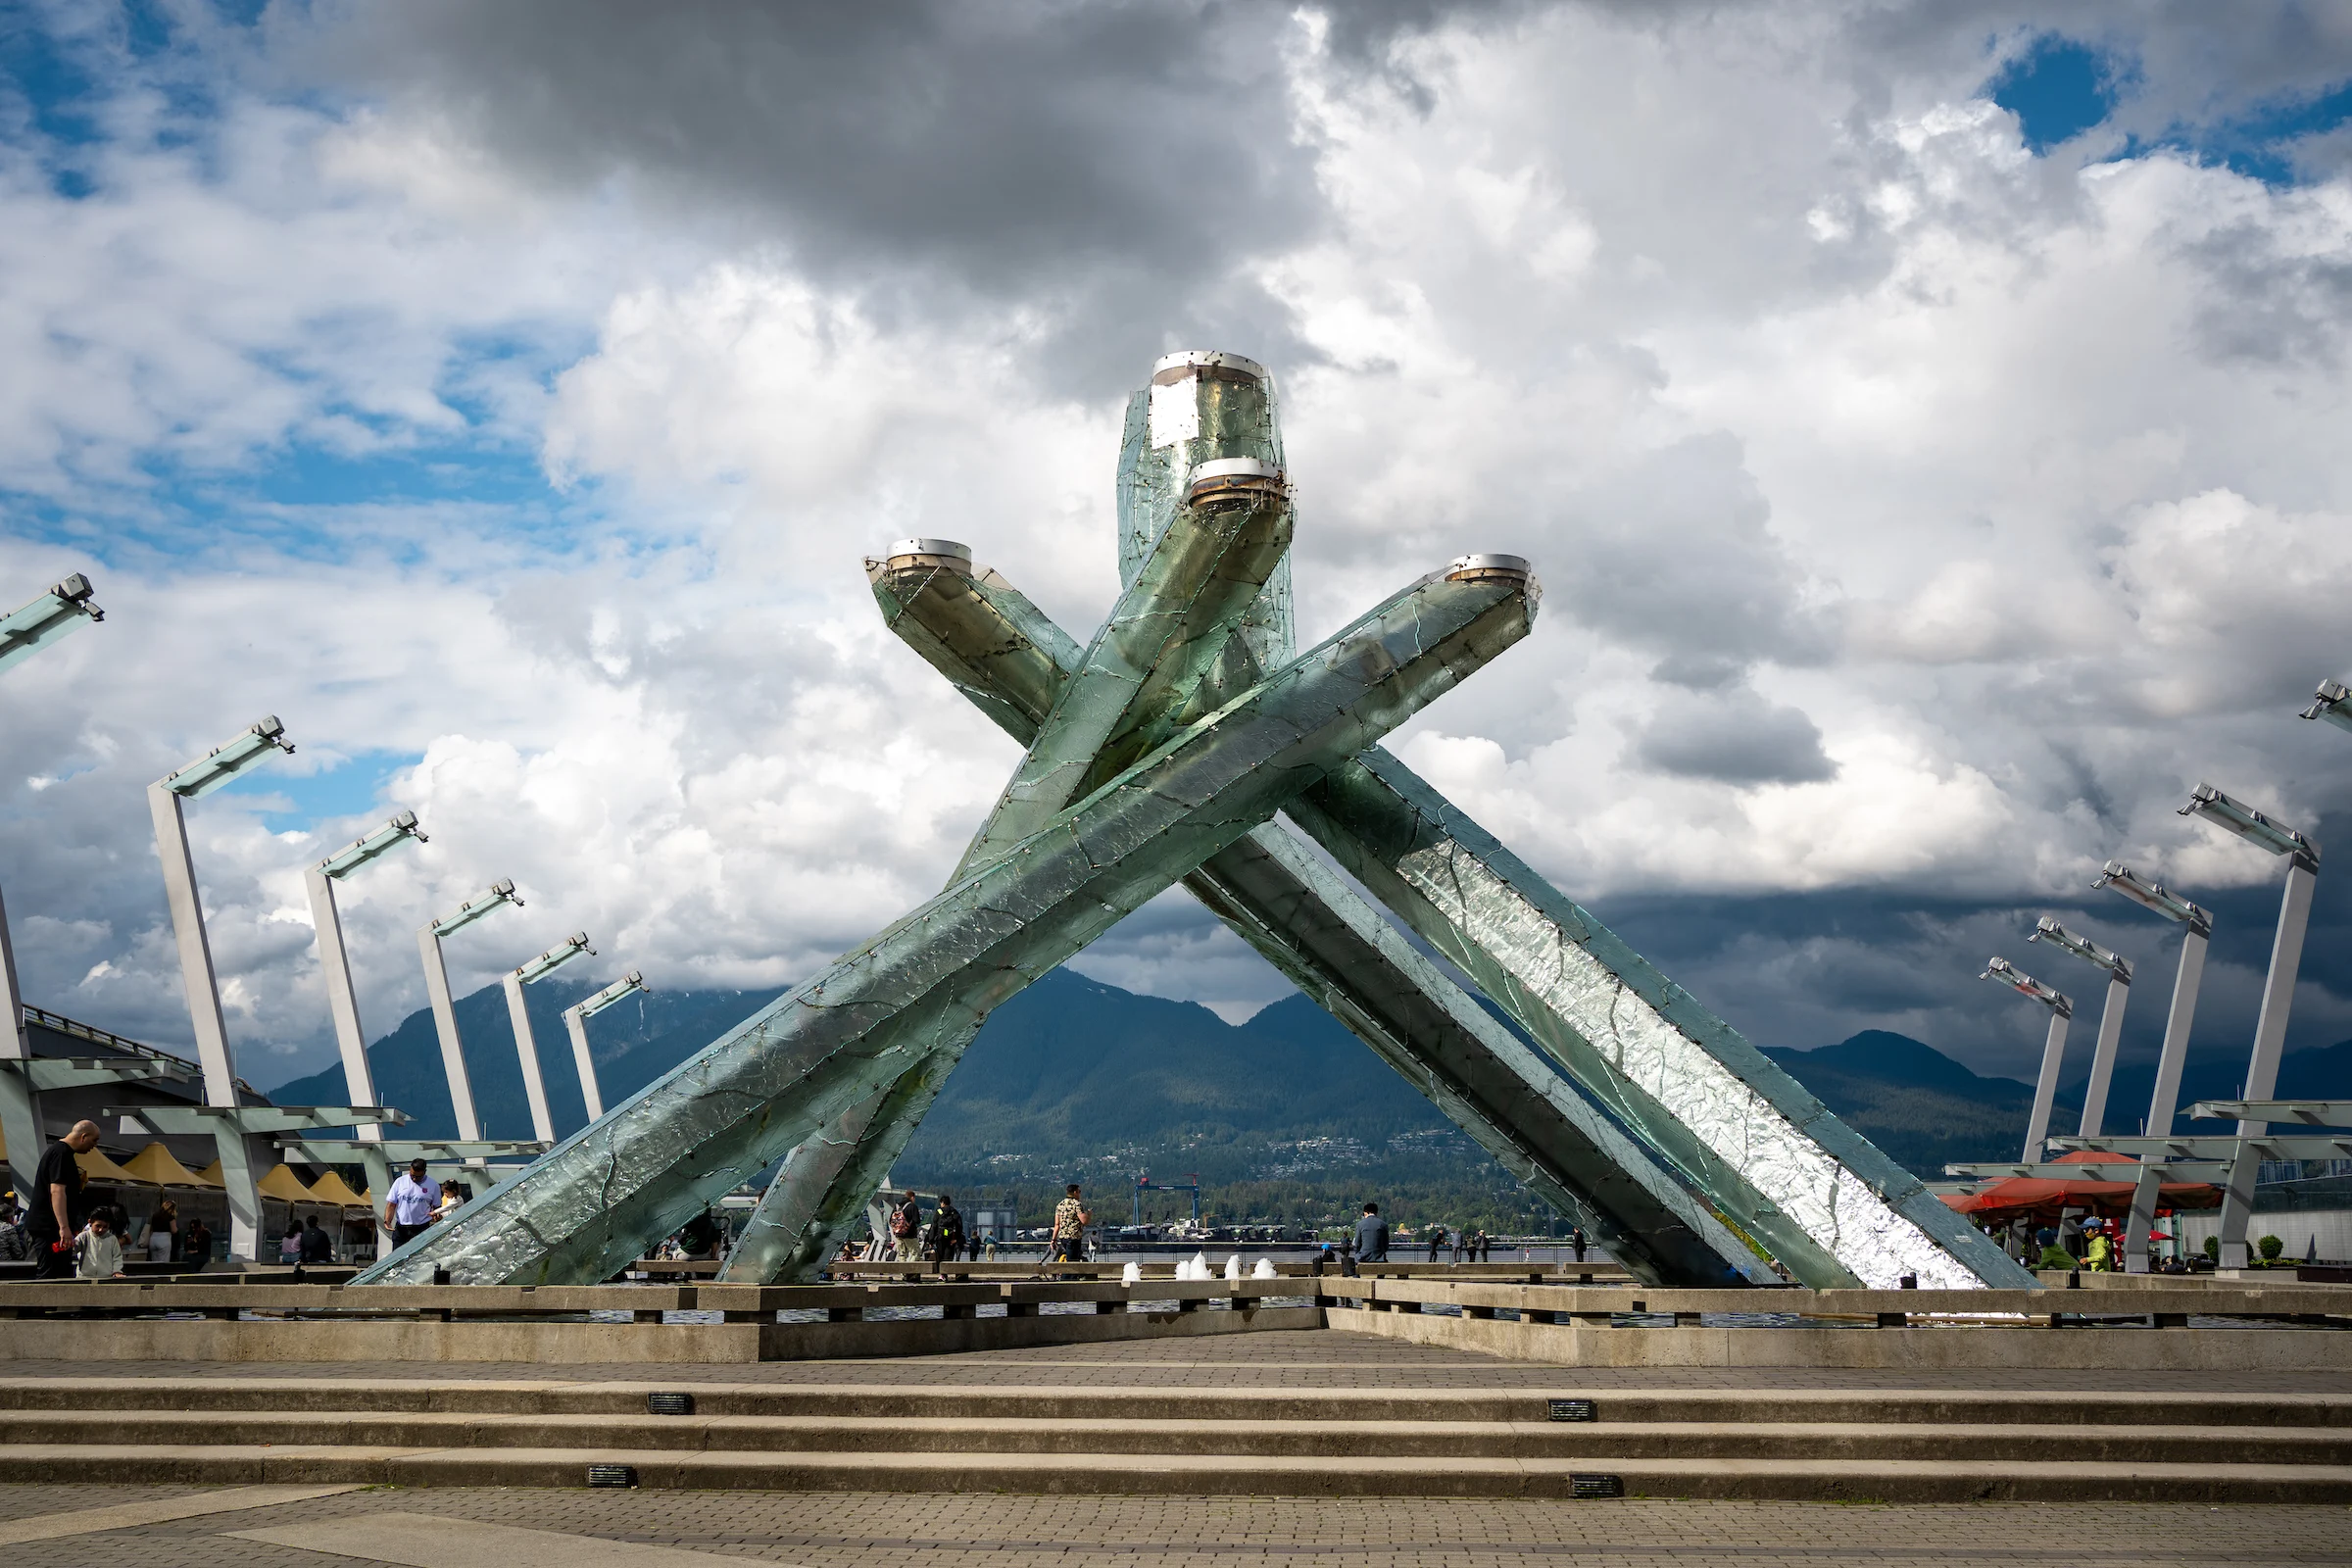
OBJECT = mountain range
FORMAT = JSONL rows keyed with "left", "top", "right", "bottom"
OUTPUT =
{"left": 269, "top": 967, "right": 2350, "bottom": 1224}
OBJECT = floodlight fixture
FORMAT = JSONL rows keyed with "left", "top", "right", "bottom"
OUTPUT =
{"left": 2179, "top": 782, "right": 2319, "bottom": 867}
{"left": 514, "top": 931, "right": 595, "bottom": 985}
{"left": 1980, "top": 956, "right": 2070, "bottom": 1017}
{"left": 502, "top": 930, "right": 594, "bottom": 1145}
{"left": 160, "top": 715, "right": 295, "bottom": 798}
{"left": 417, "top": 880, "right": 522, "bottom": 1146}
{"left": 562, "top": 969, "right": 646, "bottom": 1123}
{"left": 0, "top": 573, "right": 103, "bottom": 675}
{"left": 308, "top": 808, "right": 426, "bottom": 1138}
{"left": 573, "top": 970, "right": 648, "bottom": 1021}
{"left": 2094, "top": 861, "right": 2211, "bottom": 935}
{"left": 430, "top": 879, "right": 521, "bottom": 939}
{"left": 2177, "top": 782, "right": 2327, "bottom": 1266}
{"left": 2301, "top": 678, "right": 2352, "bottom": 735}
{"left": 317, "top": 810, "right": 427, "bottom": 880}
{"left": 2029, "top": 917, "right": 2131, "bottom": 984}
{"left": 1985, "top": 956, "right": 2074, "bottom": 1164}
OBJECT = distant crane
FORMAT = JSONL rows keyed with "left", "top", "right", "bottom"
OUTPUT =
{"left": 1132, "top": 1171, "right": 1201, "bottom": 1230}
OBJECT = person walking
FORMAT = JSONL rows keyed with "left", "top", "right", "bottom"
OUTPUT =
{"left": 925, "top": 1194, "right": 965, "bottom": 1277}
{"left": 1426, "top": 1225, "right": 1444, "bottom": 1263}
{"left": 1352, "top": 1202, "right": 1389, "bottom": 1264}
{"left": 1570, "top": 1226, "right": 1588, "bottom": 1264}
{"left": 1051, "top": 1184, "right": 1090, "bottom": 1264}
{"left": 889, "top": 1192, "right": 925, "bottom": 1262}
{"left": 382, "top": 1158, "right": 437, "bottom": 1252}
{"left": 27, "top": 1120, "right": 99, "bottom": 1280}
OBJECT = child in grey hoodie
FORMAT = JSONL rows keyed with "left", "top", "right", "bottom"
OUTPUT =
{"left": 75, "top": 1213, "right": 124, "bottom": 1280}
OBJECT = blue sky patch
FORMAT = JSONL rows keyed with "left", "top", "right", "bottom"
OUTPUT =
{"left": 1988, "top": 35, "right": 2121, "bottom": 154}
{"left": 213, "top": 747, "right": 426, "bottom": 835}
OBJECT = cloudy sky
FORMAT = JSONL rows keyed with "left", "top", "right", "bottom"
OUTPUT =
{"left": 4, "top": 1, "right": 2352, "bottom": 1102}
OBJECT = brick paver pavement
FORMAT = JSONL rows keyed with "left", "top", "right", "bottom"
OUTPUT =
{"left": 3, "top": 1485, "right": 2348, "bottom": 1567}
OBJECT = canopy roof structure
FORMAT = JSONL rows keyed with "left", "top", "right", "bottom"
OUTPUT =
{"left": 118, "top": 1142, "right": 214, "bottom": 1188}
{"left": 305, "top": 1169, "right": 369, "bottom": 1207}
{"left": 1942, "top": 1151, "right": 2220, "bottom": 1222}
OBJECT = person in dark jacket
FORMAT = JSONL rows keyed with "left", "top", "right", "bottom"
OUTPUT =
{"left": 925, "top": 1194, "right": 965, "bottom": 1277}
{"left": 299, "top": 1214, "right": 336, "bottom": 1264}
{"left": 1351, "top": 1202, "right": 1389, "bottom": 1264}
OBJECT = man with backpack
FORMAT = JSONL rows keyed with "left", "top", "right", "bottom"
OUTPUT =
{"left": 890, "top": 1193, "right": 924, "bottom": 1261}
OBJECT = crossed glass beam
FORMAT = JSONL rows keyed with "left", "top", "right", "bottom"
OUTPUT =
{"left": 362, "top": 351, "right": 2030, "bottom": 1290}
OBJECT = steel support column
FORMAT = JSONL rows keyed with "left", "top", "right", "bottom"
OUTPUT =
{"left": 2218, "top": 858, "right": 2319, "bottom": 1268}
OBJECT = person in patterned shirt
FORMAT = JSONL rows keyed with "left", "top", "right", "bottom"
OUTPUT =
{"left": 1051, "top": 1184, "right": 1090, "bottom": 1263}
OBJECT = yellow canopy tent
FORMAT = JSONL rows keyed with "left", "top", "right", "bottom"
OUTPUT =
{"left": 118, "top": 1143, "right": 210, "bottom": 1188}
{"left": 254, "top": 1163, "right": 315, "bottom": 1203}
{"left": 191, "top": 1160, "right": 226, "bottom": 1188}
{"left": 305, "top": 1169, "right": 368, "bottom": 1208}
{"left": 74, "top": 1147, "right": 145, "bottom": 1185}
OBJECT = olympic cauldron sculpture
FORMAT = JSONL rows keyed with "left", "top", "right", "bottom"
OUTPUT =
{"left": 361, "top": 352, "right": 2033, "bottom": 1292}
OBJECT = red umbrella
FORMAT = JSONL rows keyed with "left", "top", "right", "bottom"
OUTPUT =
{"left": 1940, "top": 1150, "right": 2220, "bottom": 1223}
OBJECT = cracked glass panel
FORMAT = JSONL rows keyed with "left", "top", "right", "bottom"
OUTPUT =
{"left": 1292, "top": 753, "right": 2035, "bottom": 1291}
{"left": 358, "top": 569, "right": 1536, "bottom": 1285}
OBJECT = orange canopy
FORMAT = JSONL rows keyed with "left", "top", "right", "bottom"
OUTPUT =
{"left": 1940, "top": 1150, "right": 2219, "bottom": 1222}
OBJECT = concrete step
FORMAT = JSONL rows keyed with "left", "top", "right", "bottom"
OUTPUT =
{"left": 8, "top": 1377, "right": 2348, "bottom": 1428}
{"left": 4, "top": 1408, "right": 2346, "bottom": 1466}
{"left": 0, "top": 1442, "right": 2344, "bottom": 1503}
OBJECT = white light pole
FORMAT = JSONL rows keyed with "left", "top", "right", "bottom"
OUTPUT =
{"left": 417, "top": 881, "right": 521, "bottom": 1150}
{"left": 150, "top": 715, "right": 296, "bottom": 1258}
{"left": 306, "top": 810, "right": 426, "bottom": 1197}
{"left": 0, "top": 574, "right": 103, "bottom": 1202}
{"left": 2093, "top": 860, "right": 2212, "bottom": 1272}
{"left": 1982, "top": 956, "right": 2073, "bottom": 1163}
{"left": 2179, "top": 783, "right": 2320, "bottom": 1270}
{"left": 2028, "top": 917, "right": 2132, "bottom": 1137}
{"left": 501, "top": 931, "right": 594, "bottom": 1144}
{"left": 562, "top": 970, "right": 645, "bottom": 1122}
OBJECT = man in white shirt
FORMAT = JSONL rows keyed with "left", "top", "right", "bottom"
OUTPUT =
{"left": 382, "top": 1158, "right": 438, "bottom": 1252}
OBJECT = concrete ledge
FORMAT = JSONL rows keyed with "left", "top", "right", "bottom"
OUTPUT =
{"left": 756, "top": 1303, "right": 1320, "bottom": 1360}
{"left": 1326, "top": 1306, "right": 2352, "bottom": 1370}
{"left": 0, "top": 1320, "right": 770, "bottom": 1365}
{"left": 0, "top": 1304, "right": 1323, "bottom": 1364}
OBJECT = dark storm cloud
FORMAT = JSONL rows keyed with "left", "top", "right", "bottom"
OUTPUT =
{"left": 279, "top": 0, "right": 1500, "bottom": 390}
{"left": 1635, "top": 692, "right": 1837, "bottom": 785}
{"left": 1594, "top": 829, "right": 2352, "bottom": 1084}
{"left": 1547, "top": 434, "right": 1833, "bottom": 671}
